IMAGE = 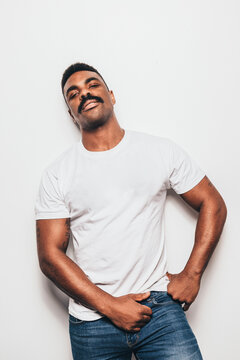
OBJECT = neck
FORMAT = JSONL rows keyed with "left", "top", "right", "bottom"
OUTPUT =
{"left": 81, "top": 117, "right": 125, "bottom": 152}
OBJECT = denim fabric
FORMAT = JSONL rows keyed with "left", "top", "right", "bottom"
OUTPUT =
{"left": 69, "top": 291, "right": 203, "bottom": 360}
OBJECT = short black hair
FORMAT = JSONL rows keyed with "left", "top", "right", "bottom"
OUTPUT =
{"left": 61, "top": 62, "right": 109, "bottom": 94}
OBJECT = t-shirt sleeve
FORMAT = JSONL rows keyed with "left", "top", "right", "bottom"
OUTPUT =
{"left": 168, "top": 140, "right": 206, "bottom": 194}
{"left": 34, "top": 168, "right": 70, "bottom": 220}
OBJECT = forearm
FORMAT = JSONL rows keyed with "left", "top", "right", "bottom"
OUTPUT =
{"left": 40, "top": 250, "right": 114, "bottom": 317}
{"left": 183, "top": 199, "right": 227, "bottom": 278}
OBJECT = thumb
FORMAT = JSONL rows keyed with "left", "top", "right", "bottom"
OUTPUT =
{"left": 166, "top": 272, "right": 172, "bottom": 280}
{"left": 131, "top": 291, "right": 151, "bottom": 302}
{"left": 183, "top": 302, "right": 191, "bottom": 311}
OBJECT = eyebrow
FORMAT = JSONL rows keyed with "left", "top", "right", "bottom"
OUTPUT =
{"left": 65, "top": 77, "right": 101, "bottom": 98}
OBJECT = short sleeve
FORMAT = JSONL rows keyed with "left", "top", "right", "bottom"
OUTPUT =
{"left": 168, "top": 140, "right": 205, "bottom": 194}
{"left": 34, "top": 168, "right": 70, "bottom": 220}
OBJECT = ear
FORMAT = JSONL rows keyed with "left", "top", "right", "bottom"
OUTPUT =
{"left": 68, "top": 109, "right": 77, "bottom": 123}
{"left": 68, "top": 109, "right": 81, "bottom": 130}
{"left": 109, "top": 90, "right": 116, "bottom": 105}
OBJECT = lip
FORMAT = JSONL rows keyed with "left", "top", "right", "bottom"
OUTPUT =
{"left": 82, "top": 100, "right": 99, "bottom": 112}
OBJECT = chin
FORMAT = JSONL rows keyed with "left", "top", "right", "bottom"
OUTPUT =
{"left": 81, "top": 117, "right": 109, "bottom": 131}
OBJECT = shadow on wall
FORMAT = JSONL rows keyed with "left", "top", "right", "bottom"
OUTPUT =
{"left": 47, "top": 281, "right": 69, "bottom": 311}
{"left": 38, "top": 275, "right": 69, "bottom": 330}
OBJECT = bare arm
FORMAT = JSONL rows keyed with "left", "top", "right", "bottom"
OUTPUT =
{"left": 36, "top": 218, "right": 152, "bottom": 331}
{"left": 166, "top": 175, "right": 227, "bottom": 310}
{"left": 36, "top": 218, "right": 115, "bottom": 312}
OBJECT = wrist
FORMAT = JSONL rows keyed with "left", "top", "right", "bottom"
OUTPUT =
{"left": 182, "top": 267, "right": 202, "bottom": 280}
{"left": 96, "top": 293, "right": 117, "bottom": 318}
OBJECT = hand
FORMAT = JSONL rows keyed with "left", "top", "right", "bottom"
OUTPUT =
{"left": 106, "top": 292, "right": 153, "bottom": 332}
{"left": 166, "top": 270, "right": 201, "bottom": 311}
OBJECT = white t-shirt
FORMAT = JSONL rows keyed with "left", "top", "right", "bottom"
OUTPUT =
{"left": 35, "top": 129, "right": 205, "bottom": 321}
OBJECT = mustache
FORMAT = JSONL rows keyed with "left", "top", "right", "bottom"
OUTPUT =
{"left": 78, "top": 94, "right": 104, "bottom": 114}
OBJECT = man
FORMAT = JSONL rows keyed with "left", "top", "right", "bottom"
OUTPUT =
{"left": 35, "top": 63, "right": 227, "bottom": 359}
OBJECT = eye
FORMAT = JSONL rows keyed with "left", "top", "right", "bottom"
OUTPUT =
{"left": 69, "top": 92, "right": 79, "bottom": 100}
{"left": 89, "top": 84, "right": 99, "bottom": 88}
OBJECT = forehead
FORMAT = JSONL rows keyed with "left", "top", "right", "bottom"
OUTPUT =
{"left": 63, "top": 71, "right": 104, "bottom": 95}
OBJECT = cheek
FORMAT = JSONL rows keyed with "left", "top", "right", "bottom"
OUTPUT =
{"left": 103, "top": 94, "right": 114, "bottom": 107}
{"left": 69, "top": 102, "right": 80, "bottom": 115}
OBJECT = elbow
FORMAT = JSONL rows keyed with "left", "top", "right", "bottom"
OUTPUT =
{"left": 38, "top": 247, "right": 65, "bottom": 278}
{"left": 215, "top": 195, "right": 227, "bottom": 219}
{"left": 216, "top": 199, "right": 228, "bottom": 240}
{"left": 211, "top": 196, "right": 228, "bottom": 226}
{"left": 38, "top": 250, "right": 56, "bottom": 277}
{"left": 38, "top": 255, "right": 51, "bottom": 276}
{"left": 221, "top": 199, "right": 227, "bottom": 223}
{"left": 202, "top": 195, "right": 227, "bottom": 222}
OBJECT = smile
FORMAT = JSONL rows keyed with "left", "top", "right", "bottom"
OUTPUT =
{"left": 82, "top": 101, "right": 100, "bottom": 112}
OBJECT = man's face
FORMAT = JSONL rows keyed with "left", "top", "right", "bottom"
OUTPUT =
{"left": 63, "top": 71, "right": 116, "bottom": 131}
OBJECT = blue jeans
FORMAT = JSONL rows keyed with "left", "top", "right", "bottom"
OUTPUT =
{"left": 69, "top": 291, "right": 203, "bottom": 359}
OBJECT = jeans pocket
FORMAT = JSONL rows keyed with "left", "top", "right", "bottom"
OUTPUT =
{"left": 152, "top": 291, "right": 181, "bottom": 306}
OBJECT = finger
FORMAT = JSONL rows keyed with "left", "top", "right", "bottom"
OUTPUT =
{"left": 135, "top": 322, "right": 149, "bottom": 329}
{"left": 166, "top": 287, "right": 173, "bottom": 296}
{"left": 135, "top": 319, "right": 151, "bottom": 328}
{"left": 166, "top": 272, "right": 172, "bottom": 280}
{"left": 132, "top": 292, "right": 151, "bottom": 301}
{"left": 183, "top": 302, "right": 191, "bottom": 311}
{"left": 131, "top": 327, "right": 141, "bottom": 332}
{"left": 137, "top": 315, "right": 152, "bottom": 324}
{"left": 141, "top": 304, "right": 153, "bottom": 315}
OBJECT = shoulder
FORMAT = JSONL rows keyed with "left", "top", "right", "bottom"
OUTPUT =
{"left": 43, "top": 142, "right": 80, "bottom": 177}
{"left": 128, "top": 129, "right": 176, "bottom": 151}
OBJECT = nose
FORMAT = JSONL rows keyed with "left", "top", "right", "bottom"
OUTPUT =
{"left": 79, "top": 90, "right": 91, "bottom": 101}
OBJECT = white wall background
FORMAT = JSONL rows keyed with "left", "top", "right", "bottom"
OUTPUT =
{"left": 0, "top": 0, "right": 239, "bottom": 359}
